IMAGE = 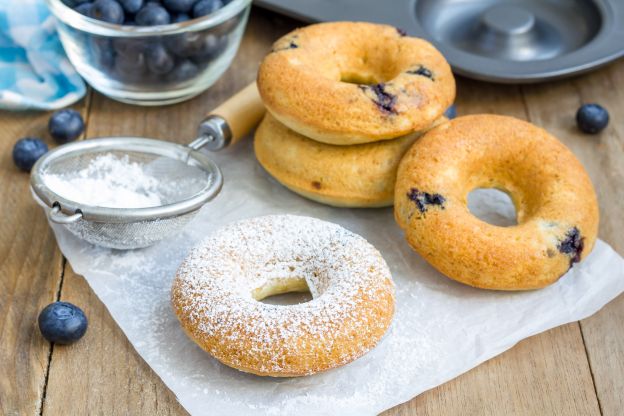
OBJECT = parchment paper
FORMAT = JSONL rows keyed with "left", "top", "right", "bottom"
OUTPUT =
{"left": 48, "top": 138, "right": 624, "bottom": 416}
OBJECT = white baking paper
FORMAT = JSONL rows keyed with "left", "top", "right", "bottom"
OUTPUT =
{"left": 48, "top": 137, "right": 624, "bottom": 416}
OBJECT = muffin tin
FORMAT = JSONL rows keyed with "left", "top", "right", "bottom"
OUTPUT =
{"left": 256, "top": 0, "right": 624, "bottom": 83}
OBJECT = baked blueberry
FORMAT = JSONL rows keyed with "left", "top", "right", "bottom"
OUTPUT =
{"left": 167, "top": 59, "right": 199, "bottom": 81}
{"left": 444, "top": 104, "right": 457, "bottom": 119}
{"left": 119, "top": 0, "right": 144, "bottom": 13}
{"left": 74, "top": 2, "right": 93, "bottom": 15}
{"left": 163, "top": 0, "right": 196, "bottom": 13}
{"left": 135, "top": 3, "right": 171, "bottom": 25}
{"left": 89, "top": 0, "right": 125, "bottom": 24}
{"left": 12, "top": 138, "right": 48, "bottom": 172}
{"left": 146, "top": 43, "right": 175, "bottom": 74}
{"left": 38, "top": 302, "right": 88, "bottom": 345}
{"left": 576, "top": 103, "right": 609, "bottom": 134}
{"left": 193, "top": 0, "right": 224, "bottom": 18}
{"left": 48, "top": 109, "right": 85, "bottom": 143}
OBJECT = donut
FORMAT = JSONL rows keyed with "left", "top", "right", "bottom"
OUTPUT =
{"left": 171, "top": 215, "right": 395, "bottom": 377}
{"left": 394, "top": 115, "right": 599, "bottom": 290}
{"left": 257, "top": 22, "right": 455, "bottom": 145}
{"left": 254, "top": 113, "right": 446, "bottom": 207}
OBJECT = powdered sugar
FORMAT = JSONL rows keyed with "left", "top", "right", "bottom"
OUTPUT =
{"left": 172, "top": 215, "right": 395, "bottom": 375}
{"left": 43, "top": 153, "right": 163, "bottom": 208}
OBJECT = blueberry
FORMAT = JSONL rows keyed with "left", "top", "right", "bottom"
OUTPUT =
{"left": 576, "top": 103, "right": 609, "bottom": 134}
{"left": 63, "top": 0, "right": 90, "bottom": 7}
{"left": 146, "top": 43, "right": 175, "bottom": 74}
{"left": 114, "top": 51, "right": 146, "bottom": 81}
{"left": 90, "top": 36, "right": 116, "bottom": 68}
{"left": 190, "top": 34, "right": 226, "bottom": 63}
{"left": 192, "top": 0, "right": 223, "bottom": 18}
{"left": 38, "top": 302, "right": 88, "bottom": 345}
{"left": 89, "top": 0, "right": 125, "bottom": 24}
{"left": 444, "top": 104, "right": 457, "bottom": 119}
{"left": 48, "top": 109, "right": 85, "bottom": 144}
{"left": 172, "top": 12, "right": 190, "bottom": 23}
{"left": 12, "top": 138, "right": 48, "bottom": 172}
{"left": 74, "top": 2, "right": 93, "bottom": 15}
{"left": 163, "top": 0, "right": 195, "bottom": 13}
{"left": 119, "top": 0, "right": 143, "bottom": 13}
{"left": 167, "top": 59, "right": 199, "bottom": 81}
{"left": 135, "top": 3, "right": 171, "bottom": 25}
{"left": 113, "top": 38, "right": 148, "bottom": 57}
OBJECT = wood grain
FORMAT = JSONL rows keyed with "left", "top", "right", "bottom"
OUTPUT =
{"left": 41, "top": 9, "right": 297, "bottom": 416}
{"left": 385, "top": 324, "right": 600, "bottom": 416}
{"left": 382, "top": 75, "right": 603, "bottom": 415}
{"left": 3, "top": 7, "right": 622, "bottom": 416}
{"left": 42, "top": 265, "right": 187, "bottom": 416}
{"left": 0, "top": 106, "right": 83, "bottom": 415}
{"left": 521, "top": 62, "right": 624, "bottom": 416}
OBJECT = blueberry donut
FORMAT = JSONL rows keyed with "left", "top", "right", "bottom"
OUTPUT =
{"left": 257, "top": 22, "right": 455, "bottom": 145}
{"left": 171, "top": 215, "right": 395, "bottom": 377}
{"left": 254, "top": 113, "right": 446, "bottom": 207}
{"left": 394, "top": 115, "right": 599, "bottom": 290}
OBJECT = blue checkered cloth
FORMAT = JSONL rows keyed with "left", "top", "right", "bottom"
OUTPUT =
{"left": 0, "top": 0, "right": 86, "bottom": 110}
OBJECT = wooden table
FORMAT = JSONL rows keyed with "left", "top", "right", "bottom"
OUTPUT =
{"left": 2, "top": 7, "right": 623, "bottom": 416}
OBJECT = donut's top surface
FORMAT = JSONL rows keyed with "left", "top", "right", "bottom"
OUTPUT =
{"left": 258, "top": 22, "right": 456, "bottom": 145}
{"left": 171, "top": 215, "right": 395, "bottom": 376}
{"left": 395, "top": 115, "right": 599, "bottom": 290}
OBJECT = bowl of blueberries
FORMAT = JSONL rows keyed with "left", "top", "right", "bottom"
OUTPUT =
{"left": 47, "top": 0, "right": 251, "bottom": 105}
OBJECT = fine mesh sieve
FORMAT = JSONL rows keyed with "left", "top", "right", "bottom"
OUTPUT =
{"left": 30, "top": 137, "right": 223, "bottom": 250}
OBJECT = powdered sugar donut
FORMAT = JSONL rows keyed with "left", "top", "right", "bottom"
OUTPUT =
{"left": 171, "top": 215, "right": 395, "bottom": 377}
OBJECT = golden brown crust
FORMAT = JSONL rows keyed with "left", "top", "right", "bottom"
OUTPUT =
{"left": 254, "top": 114, "right": 446, "bottom": 207}
{"left": 257, "top": 22, "right": 455, "bottom": 145}
{"left": 171, "top": 215, "right": 395, "bottom": 377}
{"left": 394, "top": 115, "right": 599, "bottom": 290}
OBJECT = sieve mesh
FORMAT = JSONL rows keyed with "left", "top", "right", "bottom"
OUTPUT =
{"left": 31, "top": 137, "right": 223, "bottom": 250}
{"left": 62, "top": 212, "right": 198, "bottom": 250}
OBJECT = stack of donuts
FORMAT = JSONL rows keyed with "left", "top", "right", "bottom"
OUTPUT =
{"left": 254, "top": 22, "right": 456, "bottom": 207}
{"left": 172, "top": 21, "right": 601, "bottom": 379}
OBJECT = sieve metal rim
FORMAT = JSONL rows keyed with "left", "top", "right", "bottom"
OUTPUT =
{"left": 30, "top": 137, "right": 223, "bottom": 224}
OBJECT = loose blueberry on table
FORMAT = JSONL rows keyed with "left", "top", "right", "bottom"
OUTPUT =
{"left": 63, "top": 0, "right": 233, "bottom": 83}
{"left": 576, "top": 103, "right": 609, "bottom": 134}
{"left": 38, "top": 302, "right": 88, "bottom": 345}
{"left": 48, "top": 109, "right": 85, "bottom": 143}
{"left": 12, "top": 138, "right": 48, "bottom": 172}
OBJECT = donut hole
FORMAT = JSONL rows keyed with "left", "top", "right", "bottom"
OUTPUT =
{"left": 252, "top": 277, "right": 313, "bottom": 305}
{"left": 467, "top": 188, "right": 518, "bottom": 227}
{"left": 340, "top": 71, "right": 384, "bottom": 85}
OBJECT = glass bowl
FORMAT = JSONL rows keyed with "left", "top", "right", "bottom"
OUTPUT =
{"left": 46, "top": 0, "right": 252, "bottom": 105}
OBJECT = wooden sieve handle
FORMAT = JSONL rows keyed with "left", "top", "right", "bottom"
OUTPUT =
{"left": 193, "top": 82, "right": 265, "bottom": 151}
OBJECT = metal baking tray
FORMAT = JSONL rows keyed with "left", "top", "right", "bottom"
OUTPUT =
{"left": 254, "top": 0, "right": 624, "bottom": 83}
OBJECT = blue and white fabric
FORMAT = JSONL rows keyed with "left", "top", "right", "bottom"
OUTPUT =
{"left": 0, "top": 0, "right": 85, "bottom": 111}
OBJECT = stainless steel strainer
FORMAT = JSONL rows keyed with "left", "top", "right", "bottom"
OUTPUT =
{"left": 30, "top": 137, "right": 223, "bottom": 249}
{"left": 29, "top": 82, "right": 264, "bottom": 250}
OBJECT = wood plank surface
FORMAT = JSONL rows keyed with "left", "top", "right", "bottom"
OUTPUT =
{"left": 41, "top": 8, "right": 294, "bottom": 416}
{"left": 1, "top": 6, "right": 622, "bottom": 416}
{"left": 383, "top": 75, "right": 604, "bottom": 415}
{"left": 0, "top": 98, "right": 90, "bottom": 415}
